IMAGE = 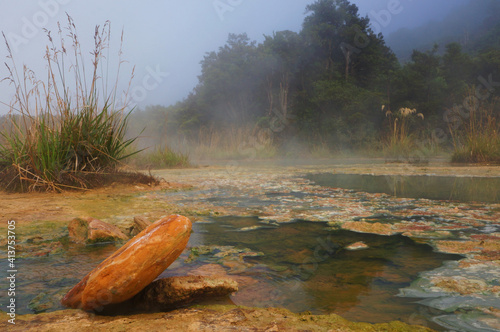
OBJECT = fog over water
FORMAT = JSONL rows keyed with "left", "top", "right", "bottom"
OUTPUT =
{"left": 0, "top": 0, "right": 469, "bottom": 114}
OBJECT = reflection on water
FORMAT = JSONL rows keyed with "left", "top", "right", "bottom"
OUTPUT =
{"left": 187, "top": 217, "right": 462, "bottom": 328}
{"left": 0, "top": 244, "right": 119, "bottom": 315}
{"left": 307, "top": 173, "right": 500, "bottom": 203}
{"left": 0, "top": 217, "right": 461, "bottom": 330}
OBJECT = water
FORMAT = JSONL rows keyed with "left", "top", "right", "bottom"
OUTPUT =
{"left": 0, "top": 243, "right": 118, "bottom": 315}
{"left": 187, "top": 217, "right": 462, "bottom": 328}
{"left": 307, "top": 173, "right": 500, "bottom": 203}
{"left": 0, "top": 217, "right": 461, "bottom": 331}
{"left": 3, "top": 170, "right": 496, "bottom": 330}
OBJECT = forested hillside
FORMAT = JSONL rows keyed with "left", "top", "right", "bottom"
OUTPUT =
{"left": 127, "top": 0, "right": 499, "bottom": 161}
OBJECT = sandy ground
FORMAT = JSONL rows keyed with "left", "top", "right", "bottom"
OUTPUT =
{"left": 0, "top": 181, "right": 188, "bottom": 225}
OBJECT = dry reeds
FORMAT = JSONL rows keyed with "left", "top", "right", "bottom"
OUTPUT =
{"left": 383, "top": 105, "right": 424, "bottom": 161}
{"left": 187, "top": 124, "right": 276, "bottom": 160}
{"left": 449, "top": 89, "right": 500, "bottom": 163}
{"left": 0, "top": 15, "right": 140, "bottom": 191}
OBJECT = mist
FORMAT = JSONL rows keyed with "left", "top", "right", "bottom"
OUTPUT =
{"left": 0, "top": 0, "right": 470, "bottom": 115}
{"left": 1, "top": 0, "right": 498, "bottom": 166}
{"left": 1, "top": 4, "right": 498, "bottom": 332}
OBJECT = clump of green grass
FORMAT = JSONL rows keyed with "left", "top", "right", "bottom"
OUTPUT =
{"left": 130, "top": 146, "right": 190, "bottom": 169}
{"left": 382, "top": 106, "right": 425, "bottom": 162}
{"left": 450, "top": 91, "right": 500, "bottom": 163}
{"left": 0, "top": 16, "right": 142, "bottom": 191}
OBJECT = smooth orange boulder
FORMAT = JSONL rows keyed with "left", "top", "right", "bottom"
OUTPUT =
{"left": 61, "top": 215, "right": 192, "bottom": 311}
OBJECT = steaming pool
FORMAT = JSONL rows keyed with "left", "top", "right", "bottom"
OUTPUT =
{"left": 2, "top": 217, "right": 461, "bottom": 331}
{"left": 1, "top": 168, "right": 499, "bottom": 331}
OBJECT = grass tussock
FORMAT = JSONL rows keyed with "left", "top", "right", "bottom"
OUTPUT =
{"left": 450, "top": 91, "right": 500, "bottom": 163}
{"left": 0, "top": 16, "right": 147, "bottom": 192}
{"left": 382, "top": 106, "right": 425, "bottom": 162}
{"left": 128, "top": 146, "right": 190, "bottom": 169}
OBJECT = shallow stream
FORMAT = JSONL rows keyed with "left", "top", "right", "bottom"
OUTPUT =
{"left": 0, "top": 217, "right": 462, "bottom": 331}
{"left": 1, "top": 168, "right": 499, "bottom": 331}
{"left": 186, "top": 217, "right": 463, "bottom": 328}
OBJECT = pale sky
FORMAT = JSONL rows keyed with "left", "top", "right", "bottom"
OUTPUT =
{"left": 0, "top": 0, "right": 467, "bottom": 115}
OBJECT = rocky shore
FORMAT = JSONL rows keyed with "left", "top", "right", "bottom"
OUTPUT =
{"left": 1, "top": 161, "right": 499, "bottom": 331}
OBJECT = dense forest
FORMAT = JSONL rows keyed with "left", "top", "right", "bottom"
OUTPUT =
{"left": 2, "top": 0, "right": 499, "bottom": 164}
{"left": 126, "top": 0, "right": 499, "bottom": 161}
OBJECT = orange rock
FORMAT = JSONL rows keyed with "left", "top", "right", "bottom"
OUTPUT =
{"left": 128, "top": 216, "right": 152, "bottom": 236}
{"left": 61, "top": 215, "right": 192, "bottom": 311}
{"left": 131, "top": 275, "right": 238, "bottom": 311}
{"left": 345, "top": 241, "right": 369, "bottom": 250}
{"left": 188, "top": 264, "right": 228, "bottom": 276}
{"left": 68, "top": 217, "right": 128, "bottom": 244}
{"left": 341, "top": 221, "right": 396, "bottom": 236}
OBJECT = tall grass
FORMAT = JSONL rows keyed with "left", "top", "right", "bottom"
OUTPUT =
{"left": 382, "top": 106, "right": 425, "bottom": 161}
{"left": 0, "top": 16, "right": 139, "bottom": 191}
{"left": 185, "top": 124, "right": 277, "bottom": 160}
{"left": 128, "top": 146, "right": 190, "bottom": 169}
{"left": 449, "top": 90, "right": 500, "bottom": 163}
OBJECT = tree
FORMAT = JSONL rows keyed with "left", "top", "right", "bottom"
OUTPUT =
{"left": 393, "top": 45, "right": 447, "bottom": 120}
{"left": 294, "top": 0, "right": 396, "bottom": 146}
{"left": 260, "top": 30, "right": 302, "bottom": 133}
{"left": 301, "top": 0, "right": 368, "bottom": 79}
{"left": 442, "top": 42, "right": 473, "bottom": 102}
{"left": 196, "top": 33, "right": 265, "bottom": 125}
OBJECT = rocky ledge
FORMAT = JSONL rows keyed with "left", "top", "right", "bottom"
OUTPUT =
{"left": 0, "top": 305, "right": 433, "bottom": 332}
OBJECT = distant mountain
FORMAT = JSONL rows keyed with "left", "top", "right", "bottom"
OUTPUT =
{"left": 385, "top": 0, "right": 500, "bottom": 61}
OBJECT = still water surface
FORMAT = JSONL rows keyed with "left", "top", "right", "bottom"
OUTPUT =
{"left": 1, "top": 217, "right": 461, "bottom": 331}
{"left": 307, "top": 173, "right": 500, "bottom": 203}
